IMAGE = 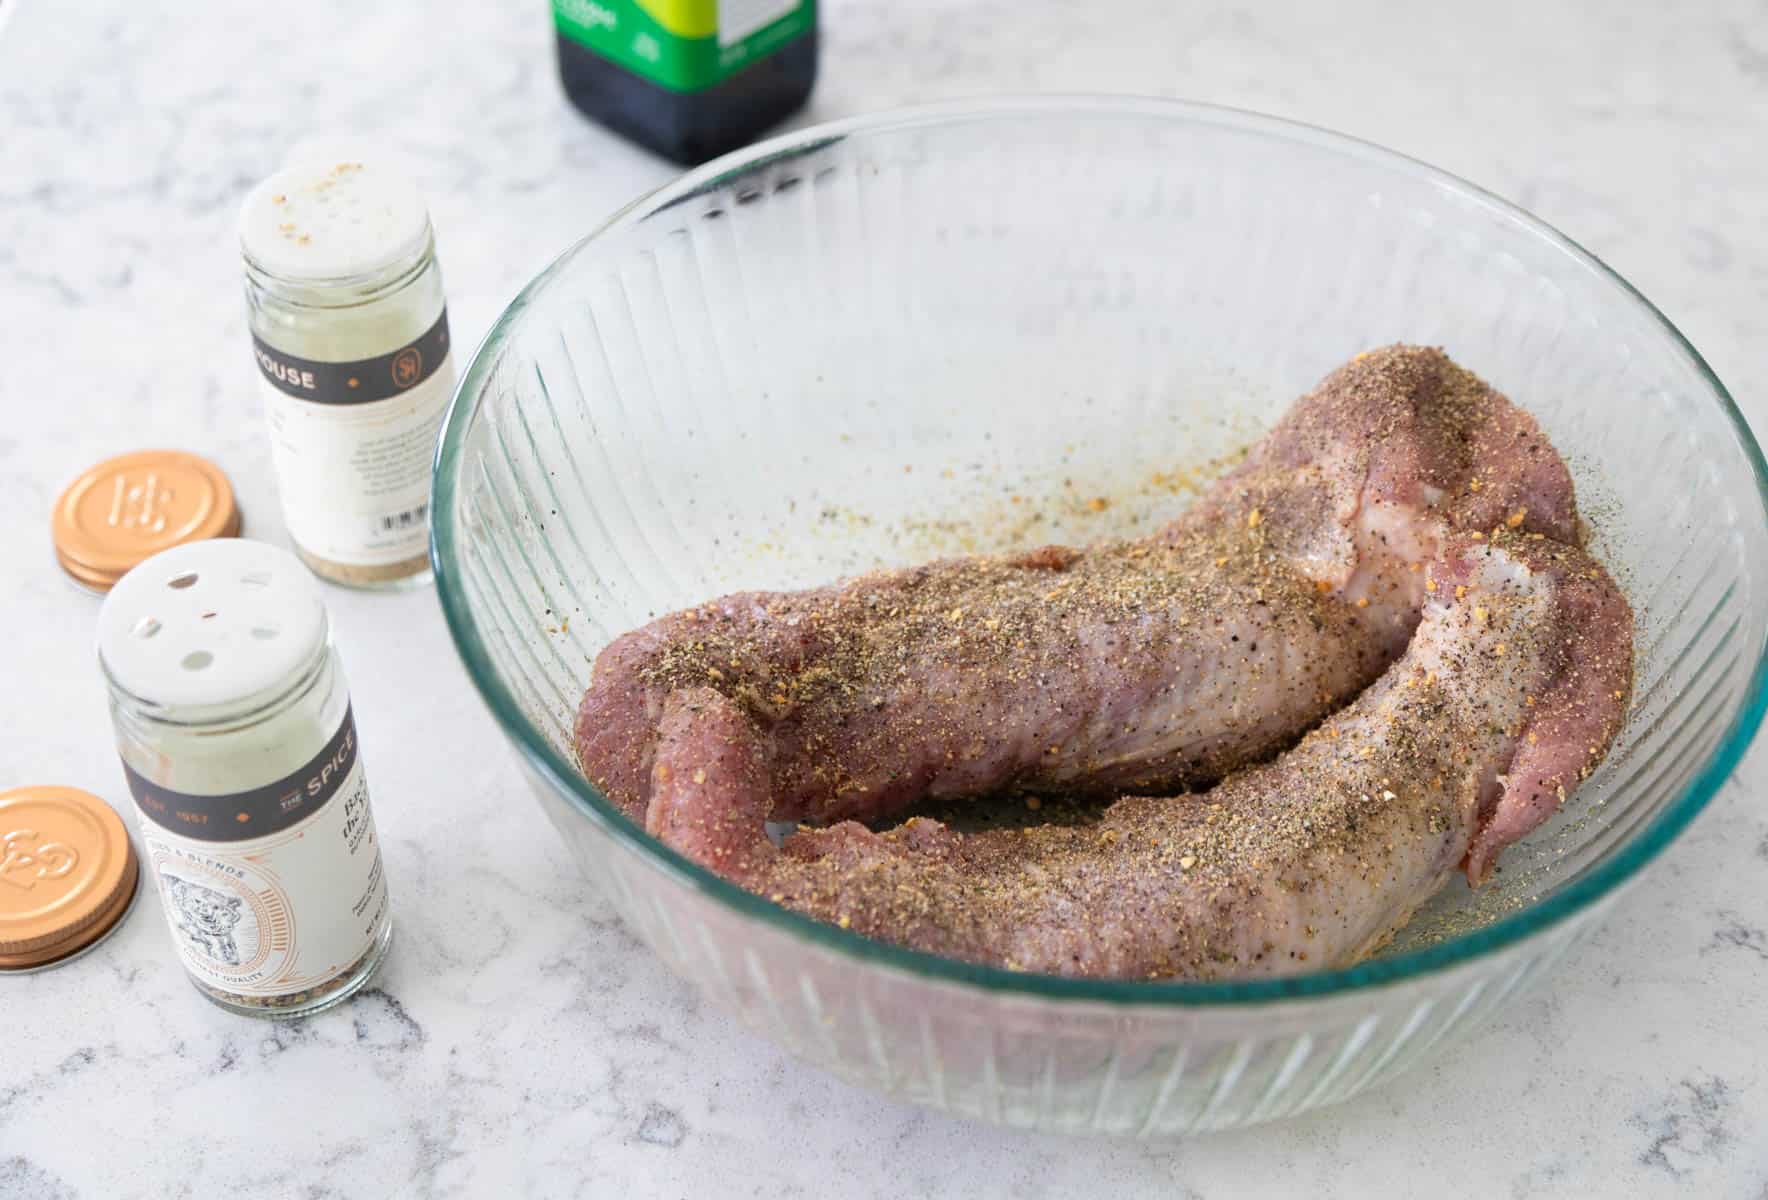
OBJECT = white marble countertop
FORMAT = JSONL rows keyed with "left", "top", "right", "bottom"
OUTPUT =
{"left": 3, "top": 1, "right": 1766, "bottom": 1195}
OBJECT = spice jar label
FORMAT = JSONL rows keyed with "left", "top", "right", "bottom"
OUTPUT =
{"left": 252, "top": 310, "right": 452, "bottom": 406}
{"left": 122, "top": 707, "right": 390, "bottom": 997}
{"left": 254, "top": 310, "right": 454, "bottom": 568}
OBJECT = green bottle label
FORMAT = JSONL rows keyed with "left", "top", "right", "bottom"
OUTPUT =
{"left": 554, "top": 0, "right": 815, "bottom": 93}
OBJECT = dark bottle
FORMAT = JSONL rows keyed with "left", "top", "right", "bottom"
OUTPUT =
{"left": 553, "top": 1, "right": 817, "bottom": 166}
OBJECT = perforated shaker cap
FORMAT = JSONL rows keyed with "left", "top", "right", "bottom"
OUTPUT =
{"left": 98, "top": 540, "right": 328, "bottom": 711}
{"left": 239, "top": 160, "right": 431, "bottom": 282}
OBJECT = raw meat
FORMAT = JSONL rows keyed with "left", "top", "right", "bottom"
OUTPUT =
{"left": 576, "top": 346, "right": 1579, "bottom": 833}
{"left": 650, "top": 532, "right": 1633, "bottom": 979}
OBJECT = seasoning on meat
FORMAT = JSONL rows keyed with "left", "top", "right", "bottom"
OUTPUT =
{"left": 571, "top": 344, "right": 1635, "bottom": 980}
{"left": 577, "top": 345, "right": 1581, "bottom": 833}
{"left": 650, "top": 533, "right": 1632, "bottom": 979}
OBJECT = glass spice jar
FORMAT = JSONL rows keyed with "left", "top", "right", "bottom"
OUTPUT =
{"left": 239, "top": 160, "right": 454, "bottom": 588}
{"left": 98, "top": 538, "right": 393, "bottom": 1017}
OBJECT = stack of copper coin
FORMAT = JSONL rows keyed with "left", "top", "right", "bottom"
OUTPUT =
{"left": 52, "top": 450, "right": 241, "bottom": 591}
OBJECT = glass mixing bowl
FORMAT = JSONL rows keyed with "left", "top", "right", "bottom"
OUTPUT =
{"left": 433, "top": 98, "right": 1768, "bottom": 1134}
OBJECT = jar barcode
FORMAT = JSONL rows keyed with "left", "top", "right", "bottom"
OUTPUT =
{"left": 377, "top": 503, "right": 429, "bottom": 533}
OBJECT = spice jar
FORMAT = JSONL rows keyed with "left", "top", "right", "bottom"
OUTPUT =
{"left": 239, "top": 160, "right": 453, "bottom": 588}
{"left": 98, "top": 538, "right": 393, "bottom": 1017}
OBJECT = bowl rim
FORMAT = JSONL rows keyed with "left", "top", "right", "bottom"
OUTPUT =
{"left": 431, "top": 95, "right": 1768, "bottom": 1006}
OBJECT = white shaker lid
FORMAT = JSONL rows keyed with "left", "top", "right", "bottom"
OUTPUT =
{"left": 98, "top": 540, "right": 328, "bottom": 710}
{"left": 239, "top": 159, "right": 431, "bottom": 282}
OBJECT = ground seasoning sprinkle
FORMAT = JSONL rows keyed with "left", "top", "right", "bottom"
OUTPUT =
{"left": 584, "top": 346, "right": 1633, "bottom": 981}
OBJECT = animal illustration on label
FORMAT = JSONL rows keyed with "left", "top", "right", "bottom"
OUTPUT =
{"left": 162, "top": 871, "right": 246, "bottom": 965}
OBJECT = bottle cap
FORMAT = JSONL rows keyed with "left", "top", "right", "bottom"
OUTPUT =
{"left": 239, "top": 160, "right": 432, "bottom": 283}
{"left": 0, "top": 786, "right": 140, "bottom": 971}
{"left": 97, "top": 539, "right": 328, "bottom": 711}
{"left": 52, "top": 450, "right": 241, "bottom": 592}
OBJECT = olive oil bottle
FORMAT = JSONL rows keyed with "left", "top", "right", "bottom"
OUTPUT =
{"left": 553, "top": 1, "right": 817, "bottom": 165}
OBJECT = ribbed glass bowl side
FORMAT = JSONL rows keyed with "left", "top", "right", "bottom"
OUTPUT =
{"left": 433, "top": 99, "right": 1768, "bottom": 1133}
{"left": 523, "top": 755, "right": 1617, "bottom": 1133}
